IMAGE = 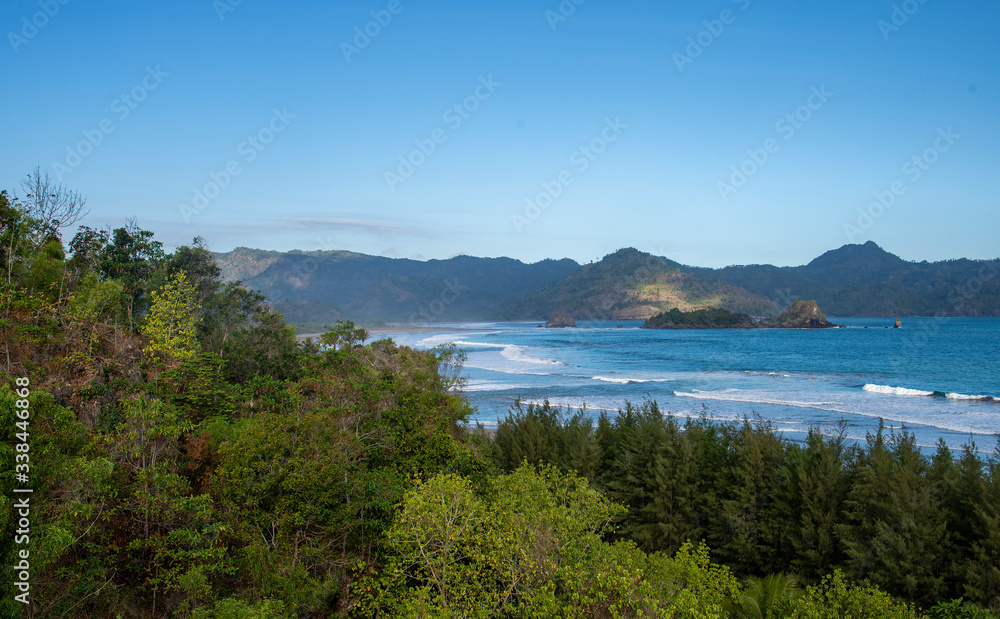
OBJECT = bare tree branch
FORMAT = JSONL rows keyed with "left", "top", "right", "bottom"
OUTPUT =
{"left": 19, "top": 165, "right": 89, "bottom": 238}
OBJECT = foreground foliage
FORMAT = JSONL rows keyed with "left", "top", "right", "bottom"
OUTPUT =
{"left": 0, "top": 190, "right": 996, "bottom": 617}
{"left": 491, "top": 399, "right": 1000, "bottom": 616}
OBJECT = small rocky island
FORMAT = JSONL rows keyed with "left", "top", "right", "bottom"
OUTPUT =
{"left": 642, "top": 307, "right": 757, "bottom": 329}
{"left": 545, "top": 311, "right": 577, "bottom": 328}
{"left": 642, "top": 300, "right": 842, "bottom": 330}
{"left": 763, "top": 300, "right": 842, "bottom": 329}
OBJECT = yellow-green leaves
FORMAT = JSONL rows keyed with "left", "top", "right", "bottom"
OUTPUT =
{"left": 142, "top": 270, "right": 201, "bottom": 363}
{"left": 371, "top": 465, "right": 741, "bottom": 618}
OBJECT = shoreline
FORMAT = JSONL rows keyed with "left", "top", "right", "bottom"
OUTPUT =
{"left": 295, "top": 325, "right": 475, "bottom": 342}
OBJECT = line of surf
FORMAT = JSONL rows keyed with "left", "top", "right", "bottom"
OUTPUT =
{"left": 863, "top": 384, "right": 996, "bottom": 402}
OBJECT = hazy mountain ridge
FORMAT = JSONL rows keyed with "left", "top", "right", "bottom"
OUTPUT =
{"left": 215, "top": 242, "right": 1000, "bottom": 327}
{"left": 214, "top": 247, "right": 581, "bottom": 323}
{"left": 675, "top": 242, "right": 1000, "bottom": 317}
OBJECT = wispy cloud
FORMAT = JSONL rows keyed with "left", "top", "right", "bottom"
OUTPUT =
{"left": 67, "top": 213, "right": 433, "bottom": 254}
{"left": 276, "top": 216, "right": 430, "bottom": 237}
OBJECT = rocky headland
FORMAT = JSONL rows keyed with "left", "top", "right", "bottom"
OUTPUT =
{"left": 642, "top": 300, "right": 842, "bottom": 330}
{"left": 763, "top": 300, "right": 842, "bottom": 329}
{"left": 545, "top": 311, "right": 577, "bottom": 328}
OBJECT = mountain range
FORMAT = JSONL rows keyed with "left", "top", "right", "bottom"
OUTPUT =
{"left": 670, "top": 241, "right": 1000, "bottom": 317}
{"left": 213, "top": 242, "right": 1000, "bottom": 330}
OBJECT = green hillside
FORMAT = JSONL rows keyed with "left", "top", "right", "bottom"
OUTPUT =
{"left": 214, "top": 248, "right": 580, "bottom": 325}
{"left": 504, "top": 248, "right": 782, "bottom": 321}
{"left": 2, "top": 190, "right": 997, "bottom": 617}
{"left": 678, "top": 241, "right": 1000, "bottom": 317}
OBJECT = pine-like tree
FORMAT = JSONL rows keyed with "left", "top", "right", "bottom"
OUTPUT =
{"left": 837, "top": 425, "right": 948, "bottom": 605}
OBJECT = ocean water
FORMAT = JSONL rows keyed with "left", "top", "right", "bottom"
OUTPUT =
{"left": 388, "top": 317, "right": 1000, "bottom": 455}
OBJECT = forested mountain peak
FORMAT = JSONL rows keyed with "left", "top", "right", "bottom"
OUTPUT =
{"left": 503, "top": 248, "right": 782, "bottom": 320}
{"left": 212, "top": 241, "right": 1000, "bottom": 326}
{"left": 801, "top": 241, "right": 909, "bottom": 282}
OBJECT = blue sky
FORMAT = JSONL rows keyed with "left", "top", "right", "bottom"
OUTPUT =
{"left": 2, "top": 0, "right": 997, "bottom": 267}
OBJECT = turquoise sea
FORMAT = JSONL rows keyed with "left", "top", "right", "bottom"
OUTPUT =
{"left": 390, "top": 317, "right": 1000, "bottom": 455}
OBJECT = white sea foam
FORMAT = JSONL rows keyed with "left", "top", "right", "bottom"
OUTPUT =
{"left": 946, "top": 392, "right": 995, "bottom": 401}
{"left": 428, "top": 337, "right": 565, "bottom": 367}
{"left": 592, "top": 375, "right": 670, "bottom": 384}
{"left": 673, "top": 390, "right": 848, "bottom": 412}
{"left": 462, "top": 364, "right": 559, "bottom": 376}
{"left": 451, "top": 340, "right": 505, "bottom": 348}
{"left": 743, "top": 371, "right": 793, "bottom": 378}
{"left": 862, "top": 384, "right": 997, "bottom": 403}
{"left": 863, "top": 384, "right": 934, "bottom": 397}
{"left": 499, "top": 344, "right": 563, "bottom": 365}
{"left": 416, "top": 332, "right": 499, "bottom": 347}
{"left": 463, "top": 380, "right": 525, "bottom": 393}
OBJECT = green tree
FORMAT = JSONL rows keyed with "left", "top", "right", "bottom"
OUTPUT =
{"left": 964, "top": 446, "right": 1000, "bottom": 614}
{"left": 766, "top": 428, "right": 852, "bottom": 579}
{"left": 24, "top": 237, "right": 68, "bottom": 302}
{"left": 68, "top": 271, "right": 125, "bottom": 324}
{"left": 0, "top": 190, "right": 33, "bottom": 285}
{"left": 160, "top": 236, "right": 221, "bottom": 305}
{"left": 142, "top": 270, "right": 201, "bottom": 363}
{"left": 99, "top": 219, "right": 165, "bottom": 326}
{"left": 605, "top": 403, "right": 700, "bottom": 554}
{"left": 369, "top": 464, "right": 743, "bottom": 617}
{"left": 320, "top": 319, "right": 367, "bottom": 351}
{"left": 836, "top": 425, "right": 948, "bottom": 605}
{"left": 199, "top": 281, "right": 301, "bottom": 383}
{"left": 729, "top": 573, "right": 802, "bottom": 619}
{"left": 67, "top": 225, "right": 110, "bottom": 278}
{"left": 710, "top": 418, "right": 786, "bottom": 574}
{"left": 492, "top": 399, "right": 564, "bottom": 473}
{"left": 786, "top": 570, "right": 919, "bottom": 619}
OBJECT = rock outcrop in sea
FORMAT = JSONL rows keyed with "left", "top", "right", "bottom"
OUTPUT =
{"left": 642, "top": 300, "right": 841, "bottom": 329}
{"left": 762, "top": 300, "right": 842, "bottom": 329}
{"left": 545, "top": 311, "right": 577, "bottom": 328}
{"left": 641, "top": 308, "right": 757, "bottom": 329}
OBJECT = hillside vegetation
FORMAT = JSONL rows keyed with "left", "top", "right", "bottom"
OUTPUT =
{"left": 214, "top": 243, "right": 1000, "bottom": 328}
{"left": 642, "top": 307, "right": 758, "bottom": 329}
{"left": 2, "top": 187, "right": 997, "bottom": 617}
{"left": 677, "top": 241, "right": 1000, "bottom": 317}
{"left": 503, "top": 248, "right": 783, "bottom": 321}
{"left": 214, "top": 247, "right": 580, "bottom": 324}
